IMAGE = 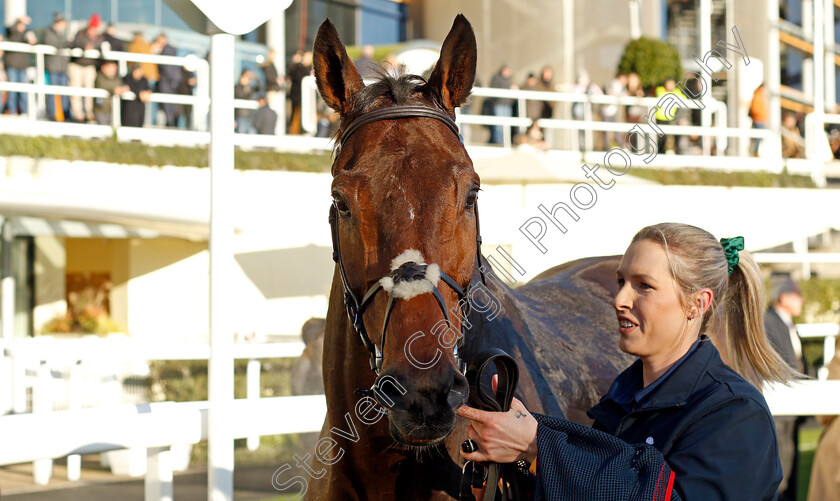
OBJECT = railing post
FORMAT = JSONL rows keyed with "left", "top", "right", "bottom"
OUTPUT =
{"left": 66, "top": 362, "right": 83, "bottom": 481}
{"left": 145, "top": 446, "right": 174, "bottom": 501}
{"left": 33, "top": 362, "right": 54, "bottom": 485}
{"left": 35, "top": 49, "right": 46, "bottom": 118}
{"left": 246, "top": 359, "right": 261, "bottom": 451}
{"left": 113, "top": 94, "right": 122, "bottom": 131}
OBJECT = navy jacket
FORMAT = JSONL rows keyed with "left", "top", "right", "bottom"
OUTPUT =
{"left": 531, "top": 337, "right": 781, "bottom": 500}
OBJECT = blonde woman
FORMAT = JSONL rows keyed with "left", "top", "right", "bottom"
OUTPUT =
{"left": 458, "top": 223, "right": 796, "bottom": 500}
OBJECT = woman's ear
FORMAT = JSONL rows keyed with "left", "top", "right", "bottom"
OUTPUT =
{"left": 692, "top": 288, "right": 714, "bottom": 318}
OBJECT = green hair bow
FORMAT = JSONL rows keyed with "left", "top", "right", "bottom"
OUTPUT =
{"left": 720, "top": 236, "right": 744, "bottom": 275}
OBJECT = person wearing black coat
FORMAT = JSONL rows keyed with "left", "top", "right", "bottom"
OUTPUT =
{"left": 154, "top": 33, "right": 181, "bottom": 127}
{"left": 459, "top": 224, "right": 795, "bottom": 500}
{"left": 4, "top": 16, "right": 36, "bottom": 114}
{"left": 764, "top": 278, "right": 806, "bottom": 501}
{"left": 42, "top": 13, "right": 71, "bottom": 120}
{"left": 121, "top": 64, "right": 151, "bottom": 127}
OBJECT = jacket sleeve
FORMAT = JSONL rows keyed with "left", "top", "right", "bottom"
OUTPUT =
{"left": 531, "top": 413, "right": 680, "bottom": 501}
{"left": 662, "top": 397, "right": 781, "bottom": 500}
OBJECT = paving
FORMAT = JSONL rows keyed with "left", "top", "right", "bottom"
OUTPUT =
{"left": 0, "top": 457, "right": 289, "bottom": 500}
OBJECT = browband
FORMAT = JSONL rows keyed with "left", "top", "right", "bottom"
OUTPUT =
{"left": 339, "top": 105, "right": 461, "bottom": 150}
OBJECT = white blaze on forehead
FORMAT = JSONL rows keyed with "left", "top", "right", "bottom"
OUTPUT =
{"left": 378, "top": 249, "right": 442, "bottom": 300}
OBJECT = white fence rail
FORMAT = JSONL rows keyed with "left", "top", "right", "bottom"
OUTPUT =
{"left": 2, "top": 38, "right": 837, "bottom": 183}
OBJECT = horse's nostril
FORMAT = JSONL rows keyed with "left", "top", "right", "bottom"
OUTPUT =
{"left": 447, "top": 373, "right": 469, "bottom": 409}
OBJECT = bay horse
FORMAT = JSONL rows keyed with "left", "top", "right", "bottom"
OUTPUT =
{"left": 305, "top": 15, "right": 633, "bottom": 500}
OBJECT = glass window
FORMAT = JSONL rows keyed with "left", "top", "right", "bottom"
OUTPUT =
{"left": 118, "top": 0, "right": 156, "bottom": 25}
{"left": 161, "top": 2, "right": 191, "bottom": 31}
{"left": 27, "top": 0, "right": 65, "bottom": 30}
{"left": 780, "top": 0, "right": 802, "bottom": 26}
{"left": 781, "top": 45, "right": 804, "bottom": 91}
{"left": 360, "top": 0, "right": 406, "bottom": 45}
{"left": 72, "top": 0, "right": 112, "bottom": 25}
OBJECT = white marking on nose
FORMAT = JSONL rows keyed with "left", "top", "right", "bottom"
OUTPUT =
{"left": 409, "top": 208, "right": 415, "bottom": 221}
{"left": 378, "top": 249, "right": 442, "bottom": 300}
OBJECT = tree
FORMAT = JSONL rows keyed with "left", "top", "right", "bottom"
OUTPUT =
{"left": 618, "top": 37, "right": 683, "bottom": 89}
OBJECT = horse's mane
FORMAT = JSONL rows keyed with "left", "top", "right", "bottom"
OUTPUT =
{"left": 332, "top": 69, "right": 446, "bottom": 150}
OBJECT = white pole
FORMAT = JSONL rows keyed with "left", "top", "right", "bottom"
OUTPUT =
{"left": 1, "top": 219, "right": 15, "bottom": 345}
{"left": 825, "top": 0, "right": 836, "bottom": 112}
{"left": 814, "top": 0, "right": 825, "bottom": 115}
{"left": 246, "top": 359, "right": 260, "bottom": 451}
{"left": 208, "top": 32, "right": 235, "bottom": 501}
{"left": 33, "top": 362, "right": 54, "bottom": 485}
{"left": 629, "top": 0, "right": 641, "bottom": 40}
{"left": 266, "top": 14, "right": 287, "bottom": 136}
{"left": 66, "top": 362, "right": 83, "bottom": 481}
{"left": 767, "top": 0, "right": 782, "bottom": 136}
{"left": 698, "top": 0, "right": 712, "bottom": 156}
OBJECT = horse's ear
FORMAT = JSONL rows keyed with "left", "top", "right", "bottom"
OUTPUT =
{"left": 427, "top": 14, "right": 476, "bottom": 111}
{"left": 313, "top": 19, "right": 364, "bottom": 115}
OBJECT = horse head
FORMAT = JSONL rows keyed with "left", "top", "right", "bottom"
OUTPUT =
{"left": 314, "top": 15, "right": 479, "bottom": 447}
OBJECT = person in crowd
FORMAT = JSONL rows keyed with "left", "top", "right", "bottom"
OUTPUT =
{"left": 153, "top": 33, "right": 181, "bottom": 127}
{"left": 260, "top": 49, "right": 282, "bottom": 116}
{"left": 353, "top": 44, "right": 378, "bottom": 79}
{"left": 781, "top": 112, "right": 805, "bottom": 159}
{"left": 234, "top": 69, "right": 256, "bottom": 134}
{"left": 764, "top": 277, "right": 807, "bottom": 501}
{"left": 521, "top": 72, "right": 543, "bottom": 123}
{"left": 570, "top": 68, "right": 603, "bottom": 149}
{"left": 128, "top": 31, "right": 158, "bottom": 90}
{"left": 488, "top": 64, "right": 514, "bottom": 145}
{"left": 93, "top": 59, "right": 126, "bottom": 125}
{"left": 604, "top": 72, "right": 628, "bottom": 148}
{"left": 807, "top": 336, "right": 840, "bottom": 501}
{"left": 654, "top": 78, "right": 687, "bottom": 154}
{"left": 4, "top": 16, "right": 36, "bottom": 115}
{"left": 252, "top": 93, "right": 278, "bottom": 135}
{"left": 42, "top": 13, "right": 71, "bottom": 121}
{"left": 458, "top": 223, "right": 795, "bottom": 500}
{"left": 287, "top": 51, "right": 312, "bottom": 135}
{"left": 101, "top": 23, "right": 124, "bottom": 52}
{"left": 749, "top": 83, "right": 768, "bottom": 157}
{"left": 68, "top": 13, "right": 103, "bottom": 123}
{"left": 175, "top": 65, "right": 196, "bottom": 129}
{"left": 623, "top": 72, "right": 647, "bottom": 153}
{"left": 537, "top": 66, "right": 556, "bottom": 120}
{"left": 121, "top": 63, "right": 151, "bottom": 127}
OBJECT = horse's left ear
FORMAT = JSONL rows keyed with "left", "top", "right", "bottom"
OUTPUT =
{"left": 427, "top": 14, "right": 476, "bottom": 112}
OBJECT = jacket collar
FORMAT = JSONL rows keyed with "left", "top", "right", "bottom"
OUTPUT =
{"left": 588, "top": 336, "right": 718, "bottom": 426}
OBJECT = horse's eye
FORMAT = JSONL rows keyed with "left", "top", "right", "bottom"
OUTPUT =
{"left": 465, "top": 190, "right": 478, "bottom": 210}
{"left": 334, "top": 198, "right": 351, "bottom": 216}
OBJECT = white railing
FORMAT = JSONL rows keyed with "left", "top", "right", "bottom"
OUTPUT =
{"left": 0, "top": 335, "right": 314, "bottom": 490}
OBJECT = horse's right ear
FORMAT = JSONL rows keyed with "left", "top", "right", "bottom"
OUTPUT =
{"left": 313, "top": 19, "right": 364, "bottom": 115}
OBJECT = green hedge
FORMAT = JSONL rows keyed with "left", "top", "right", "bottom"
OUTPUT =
{"left": 0, "top": 134, "right": 332, "bottom": 173}
{"left": 630, "top": 167, "right": 816, "bottom": 188}
{"left": 0, "top": 134, "right": 821, "bottom": 187}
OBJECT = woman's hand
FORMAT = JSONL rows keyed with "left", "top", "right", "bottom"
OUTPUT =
{"left": 456, "top": 376, "right": 539, "bottom": 464}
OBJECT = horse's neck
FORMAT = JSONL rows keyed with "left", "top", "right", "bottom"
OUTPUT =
{"left": 460, "top": 265, "right": 566, "bottom": 416}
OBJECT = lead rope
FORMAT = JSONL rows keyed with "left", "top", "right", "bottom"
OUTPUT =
{"left": 460, "top": 349, "right": 534, "bottom": 501}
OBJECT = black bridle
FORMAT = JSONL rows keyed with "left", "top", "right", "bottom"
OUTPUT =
{"left": 328, "top": 104, "right": 486, "bottom": 375}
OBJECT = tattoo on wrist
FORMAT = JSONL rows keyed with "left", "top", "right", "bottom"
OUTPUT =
{"left": 514, "top": 410, "right": 526, "bottom": 419}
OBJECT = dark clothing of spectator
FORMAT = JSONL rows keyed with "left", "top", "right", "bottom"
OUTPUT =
{"left": 102, "top": 32, "right": 124, "bottom": 52}
{"left": 156, "top": 42, "right": 181, "bottom": 127}
{"left": 489, "top": 71, "right": 514, "bottom": 107}
{"left": 488, "top": 69, "right": 513, "bottom": 144}
{"left": 764, "top": 306, "right": 806, "bottom": 501}
{"left": 70, "top": 29, "right": 101, "bottom": 67}
{"left": 94, "top": 72, "right": 122, "bottom": 124}
{"left": 4, "top": 24, "right": 30, "bottom": 70}
{"left": 234, "top": 81, "right": 255, "bottom": 133}
{"left": 234, "top": 82, "right": 255, "bottom": 119}
{"left": 287, "top": 61, "right": 310, "bottom": 134}
{"left": 532, "top": 337, "right": 782, "bottom": 500}
{"left": 253, "top": 103, "right": 278, "bottom": 135}
{"left": 262, "top": 61, "right": 280, "bottom": 92}
{"left": 43, "top": 25, "right": 70, "bottom": 73}
{"left": 122, "top": 72, "right": 150, "bottom": 127}
{"left": 4, "top": 23, "right": 32, "bottom": 114}
{"left": 176, "top": 67, "right": 195, "bottom": 129}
